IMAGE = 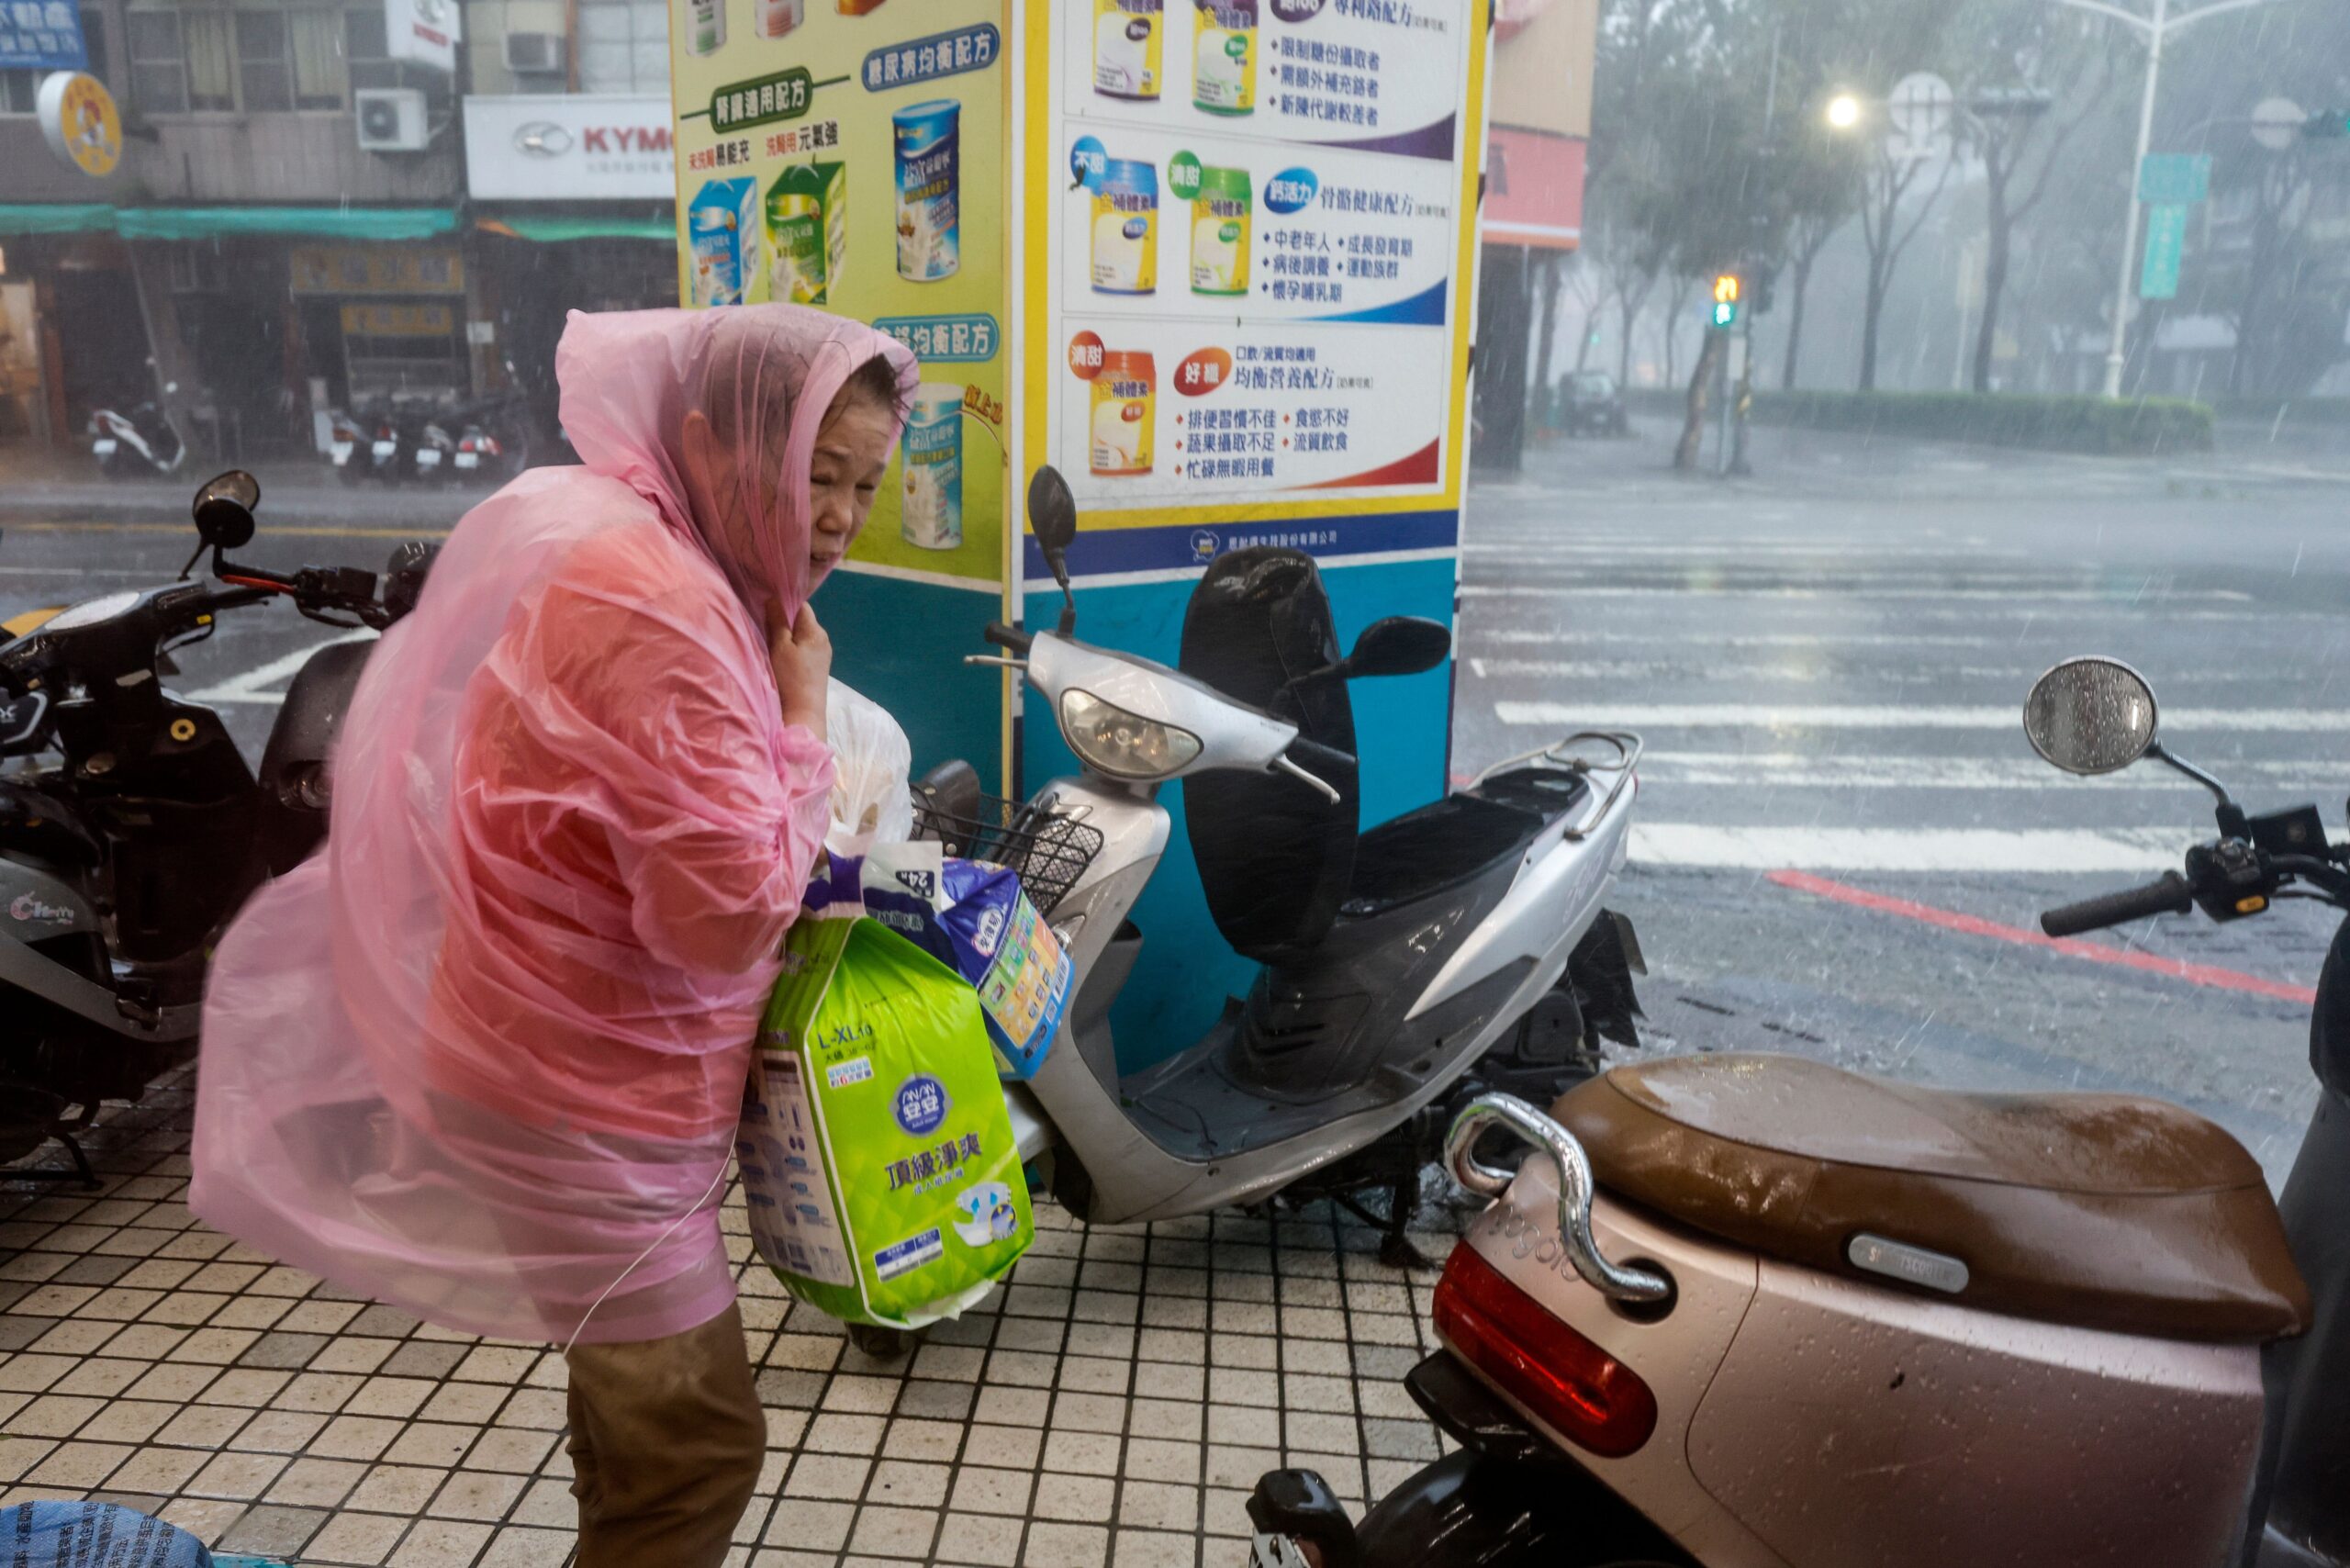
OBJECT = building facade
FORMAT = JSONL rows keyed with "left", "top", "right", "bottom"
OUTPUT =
{"left": 0, "top": 0, "right": 676, "bottom": 459}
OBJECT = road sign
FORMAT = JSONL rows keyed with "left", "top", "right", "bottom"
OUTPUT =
{"left": 1886, "top": 72, "right": 1953, "bottom": 160}
{"left": 2137, "top": 152, "right": 2210, "bottom": 206}
{"left": 2140, "top": 203, "right": 2188, "bottom": 300}
{"left": 2251, "top": 97, "right": 2307, "bottom": 151}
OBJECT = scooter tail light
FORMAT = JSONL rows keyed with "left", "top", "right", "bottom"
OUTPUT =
{"left": 1432, "top": 1241, "right": 1657, "bottom": 1459}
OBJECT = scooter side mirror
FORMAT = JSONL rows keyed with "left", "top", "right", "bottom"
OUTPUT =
{"left": 1026, "top": 465, "right": 1078, "bottom": 588}
{"left": 1340, "top": 617, "right": 1450, "bottom": 679}
{"left": 2023, "top": 656, "right": 2157, "bottom": 776}
{"left": 191, "top": 470, "right": 260, "bottom": 551}
{"left": 1025, "top": 466, "right": 1079, "bottom": 634}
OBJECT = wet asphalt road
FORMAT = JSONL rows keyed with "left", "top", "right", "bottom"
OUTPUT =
{"left": 4, "top": 420, "right": 2346, "bottom": 1180}
{"left": 1459, "top": 419, "right": 2350, "bottom": 1182}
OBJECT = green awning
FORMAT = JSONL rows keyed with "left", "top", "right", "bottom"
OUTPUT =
{"left": 0, "top": 205, "right": 457, "bottom": 241}
{"left": 0, "top": 204, "right": 117, "bottom": 235}
{"left": 114, "top": 206, "right": 459, "bottom": 241}
{"left": 478, "top": 215, "right": 675, "bottom": 243}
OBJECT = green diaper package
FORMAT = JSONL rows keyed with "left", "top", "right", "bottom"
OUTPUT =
{"left": 735, "top": 913, "right": 1034, "bottom": 1328}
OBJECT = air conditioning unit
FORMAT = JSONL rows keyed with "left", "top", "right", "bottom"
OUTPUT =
{"left": 503, "top": 30, "right": 565, "bottom": 73}
{"left": 355, "top": 87, "right": 430, "bottom": 152}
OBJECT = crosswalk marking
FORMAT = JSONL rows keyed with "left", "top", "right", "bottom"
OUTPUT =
{"left": 1632, "top": 752, "right": 2343, "bottom": 791}
{"left": 1497, "top": 700, "right": 2350, "bottom": 733}
{"left": 187, "top": 631, "right": 375, "bottom": 706}
{"left": 1633, "top": 823, "right": 2184, "bottom": 872}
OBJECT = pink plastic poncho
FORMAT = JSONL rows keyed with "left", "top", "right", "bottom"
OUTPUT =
{"left": 193, "top": 307, "right": 918, "bottom": 1346}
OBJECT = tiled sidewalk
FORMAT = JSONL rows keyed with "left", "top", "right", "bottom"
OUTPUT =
{"left": 0, "top": 1070, "right": 1462, "bottom": 1567}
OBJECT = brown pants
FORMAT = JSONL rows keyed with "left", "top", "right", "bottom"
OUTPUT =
{"left": 564, "top": 1301, "right": 767, "bottom": 1567}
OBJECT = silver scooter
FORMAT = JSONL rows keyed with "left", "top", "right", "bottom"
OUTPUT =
{"left": 946, "top": 468, "right": 1645, "bottom": 1248}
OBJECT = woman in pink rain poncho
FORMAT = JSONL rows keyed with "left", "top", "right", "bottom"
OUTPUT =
{"left": 194, "top": 306, "right": 917, "bottom": 1566}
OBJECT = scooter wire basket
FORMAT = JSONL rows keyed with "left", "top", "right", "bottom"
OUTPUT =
{"left": 910, "top": 791, "right": 1103, "bottom": 916}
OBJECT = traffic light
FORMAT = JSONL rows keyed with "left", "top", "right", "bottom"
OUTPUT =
{"left": 1710, "top": 273, "right": 1741, "bottom": 329}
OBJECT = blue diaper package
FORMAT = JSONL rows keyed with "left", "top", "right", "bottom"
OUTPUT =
{"left": 808, "top": 842, "right": 1072, "bottom": 1080}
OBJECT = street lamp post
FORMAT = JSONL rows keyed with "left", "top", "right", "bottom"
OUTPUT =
{"left": 2051, "top": 0, "right": 2284, "bottom": 399}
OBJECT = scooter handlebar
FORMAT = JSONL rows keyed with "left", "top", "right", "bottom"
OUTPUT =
{"left": 982, "top": 622, "right": 1034, "bottom": 655}
{"left": 2040, "top": 872, "right": 2195, "bottom": 938}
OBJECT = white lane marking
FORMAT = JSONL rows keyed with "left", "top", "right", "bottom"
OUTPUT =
{"left": 1461, "top": 584, "right": 2255, "bottom": 602}
{"left": 1460, "top": 543, "right": 2031, "bottom": 558}
{"left": 1495, "top": 700, "right": 2350, "bottom": 732}
{"left": 1472, "top": 657, "right": 2049, "bottom": 684}
{"left": 1464, "top": 628, "right": 2008, "bottom": 650}
{"left": 0, "top": 566, "right": 169, "bottom": 579}
{"left": 187, "top": 630, "right": 376, "bottom": 706}
{"left": 1467, "top": 655, "right": 2331, "bottom": 689}
{"left": 1632, "top": 824, "right": 2183, "bottom": 873}
{"left": 1632, "top": 752, "right": 2347, "bottom": 791}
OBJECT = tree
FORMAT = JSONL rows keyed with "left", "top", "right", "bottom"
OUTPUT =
{"left": 1854, "top": 136, "right": 1960, "bottom": 390}
{"left": 1950, "top": 4, "right": 2122, "bottom": 392}
{"left": 2176, "top": 0, "right": 2350, "bottom": 396}
{"left": 1778, "top": 210, "right": 1840, "bottom": 386}
{"left": 1528, "top": 252, "right": 1566, "bottom": 430}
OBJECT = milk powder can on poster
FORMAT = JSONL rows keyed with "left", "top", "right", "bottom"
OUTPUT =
{"left": 756, "top": 0, "right": 800, "bottom": 37}
{"left": 893, "top": 101, "right": 961, "bottom": 283}
{"left": 1191, "top": 164, "right": 1251, "bottom": 296}
{"left": 767, "top": 162, "right": 847, "bottom": 306}
{"left": 901, "top": 383, "right": 965, "bottom": 551}
{"left": 1193, "top": 0, "right": 1257, "bottom": 115}
{"left": 683, "top": 0, "right": 725, "bottom": 55}
{"left": 1093, "top": 0, "right": 1162, "bottom": 100}
{"left": 1091, "top": 159, "right": 1158, "bottom": 296}
{"left": 688, "top": 178, "right": 759, "bottom": 308}
{"left": 1090, "top": 351, "right": 1155, "bottom": 476}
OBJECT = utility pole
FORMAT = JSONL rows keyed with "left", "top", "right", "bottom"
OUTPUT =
{"left": 1727, "top": 22, "right": 1780, "bottom": 477}
{"left": 2051, "top": 0, "right": 2284, "bottom": 399}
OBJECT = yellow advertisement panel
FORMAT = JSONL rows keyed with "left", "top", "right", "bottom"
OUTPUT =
{"left": 290, "top": 246, "right": 466, "bottom": 296}
{"left": 669, "top": 0, "right": 1010, "bottom": 588}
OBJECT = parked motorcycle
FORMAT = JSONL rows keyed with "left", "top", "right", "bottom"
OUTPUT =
{"left": 1249, "top": 655, "right": 2348, "bottom": 1568}
{"left": 87, "top": 389, "right": 186, "bottom": 479}
{"left": 325, "top": 409, "right": 370, "bottom": 485}
{"left": 0, "top": 471, "right": 434, "bottom": 1181}
{"left": 867, "top": 467, "right": 1640, "bottom": 1352}
{"left": 410, "top": 411, "right": 457, "bottom": 483}
{"left": 450, "top": 390, "right": 533, "bottom": 483}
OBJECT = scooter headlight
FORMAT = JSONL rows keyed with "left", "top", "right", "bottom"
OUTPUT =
{"left": 1058, "top": 689, "right": 1201, "bottom": 781}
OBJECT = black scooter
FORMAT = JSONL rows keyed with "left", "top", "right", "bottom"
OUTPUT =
{"left": 0, "top": 471, "right": 433, "bottom": 1180}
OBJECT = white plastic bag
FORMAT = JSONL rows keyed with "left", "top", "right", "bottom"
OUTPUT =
{"left": 824, "top": 678, "right": 913, "bottom": 858}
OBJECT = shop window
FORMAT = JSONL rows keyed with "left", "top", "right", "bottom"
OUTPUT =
{"left": 131, "top": 5, "right": 344, "bottom": 115}
{"left": 127, "top": 7, "right": 196, "bottom": 114}
{"left": 576, "top": 0, "right": 665, "bottom": 95}
{"left": 235, "top": 7, "right": 343, "bottom": 111}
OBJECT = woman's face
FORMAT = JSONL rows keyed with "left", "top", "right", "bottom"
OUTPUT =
{"left": 807, "top": 389, "right": 897, "bottom": 588}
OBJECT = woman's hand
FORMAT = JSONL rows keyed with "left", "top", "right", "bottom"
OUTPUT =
{"left": 769, "top": 602, "right": 831, "bottom": 746}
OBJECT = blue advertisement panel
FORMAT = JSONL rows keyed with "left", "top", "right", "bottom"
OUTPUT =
{"left": 0, "top": 0, "right": 87, "bottom": 70}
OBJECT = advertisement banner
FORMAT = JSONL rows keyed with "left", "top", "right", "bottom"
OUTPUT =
{"left": 1029, "top": 0, "right": 1483, "bottom": 571}
{"left": 384, "top": 0, "right": 460, "bottom": 72}
{"left": 669, "top": 0, "right": 1009, "bottom": 589}
{"left": 464, "top": 96, "right": 676, "bottom": 201}
{"left": 0, "top": 0, "right": 86, "bottom": 70}
{"left": 35, "top": 68, "right": 117, "bottom": 179}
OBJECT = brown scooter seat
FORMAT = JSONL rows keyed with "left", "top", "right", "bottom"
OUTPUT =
{"left": 1554, "top": 1054, "right": 2310, "bottom": 1341}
